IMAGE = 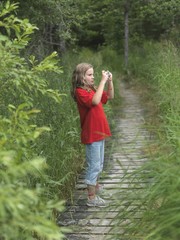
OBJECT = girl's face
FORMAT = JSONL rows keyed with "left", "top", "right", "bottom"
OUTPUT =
{"left": 84, "top": 68, "right": 94, "bottom": 86}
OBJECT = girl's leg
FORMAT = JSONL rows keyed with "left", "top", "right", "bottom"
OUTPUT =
{"left": 96, "top": 140, "right": 105, "bottom": 191}
{"left": 87, "top": 185, "right": 96, "bottom": 200}
{"left": 100, "top": 140, "right": 105, "bottom": 172}
{"left": 85, "top": 140, "right": 104, "bottom": 198}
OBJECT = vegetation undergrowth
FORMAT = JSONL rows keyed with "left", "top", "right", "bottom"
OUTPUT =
{"left": 1, "top": 0, "right": 179, "bottom": 239}
{"left": 0, "top": 2, "right": 122, "bottom": 239}
{"left": 0, "top": 2, "right": 66, "bottom": 239}
{"left": 112, "top": 41, "right": 180, "bottom": 240}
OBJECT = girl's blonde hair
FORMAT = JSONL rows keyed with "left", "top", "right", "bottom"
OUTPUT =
{"left": 71, "top": 63, "right": 93, "bottom": 101}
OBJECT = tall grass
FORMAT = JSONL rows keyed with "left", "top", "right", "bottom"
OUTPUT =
{"left": 112, "top": 41, "right": 180, "bottom": 239}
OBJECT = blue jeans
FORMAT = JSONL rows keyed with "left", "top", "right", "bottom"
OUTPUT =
{"left": 85, "top": 140, "right": 105, "bottom": 186}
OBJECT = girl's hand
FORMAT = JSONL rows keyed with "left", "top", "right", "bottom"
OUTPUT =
{"left": 101, "top": 70, "right": 112, "bottom": 83}
{"left": 107, "top": 71, "right": 112, "bottom": 81}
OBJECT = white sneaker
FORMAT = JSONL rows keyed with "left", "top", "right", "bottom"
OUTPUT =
{"left": 87, "top": 195, "right": 107, "bottom": 207}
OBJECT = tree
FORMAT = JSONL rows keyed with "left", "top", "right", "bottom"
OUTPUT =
{"left": 0, "top": 0, "right": 81, "bottom": 58}
{"left": 124, "top": 0, "right": 129, "bottom": 68}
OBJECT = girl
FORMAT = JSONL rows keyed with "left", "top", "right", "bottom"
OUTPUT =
{"left": 71, "top": 63, "right": 114, "bottom": 207}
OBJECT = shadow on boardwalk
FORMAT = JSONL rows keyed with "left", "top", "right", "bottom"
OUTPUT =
{"left": 58, "top": 81, "right": 151, "bottom": 240}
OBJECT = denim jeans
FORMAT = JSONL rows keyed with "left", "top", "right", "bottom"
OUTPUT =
{"left": 85, "top": 140, "right": 105, "bottom": 186}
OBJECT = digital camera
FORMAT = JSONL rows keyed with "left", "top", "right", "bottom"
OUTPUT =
{"left": 106, "top": 71, "right": 111, "bottom": 79}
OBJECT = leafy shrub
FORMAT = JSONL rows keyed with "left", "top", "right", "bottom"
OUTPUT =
{"left": 0, "top": 2, "right": 65, "bottom": 239}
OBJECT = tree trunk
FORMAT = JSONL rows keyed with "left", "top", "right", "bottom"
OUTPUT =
{"left": 124, "top": 0, "right": 129, "bottom": 68}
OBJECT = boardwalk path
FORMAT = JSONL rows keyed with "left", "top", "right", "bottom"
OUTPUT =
{"left": 58, "top": 81, "right": 151, "bottom": 239}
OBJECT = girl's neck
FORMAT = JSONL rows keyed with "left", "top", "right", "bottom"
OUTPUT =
{"left": 81, "top": 85, "right": 97, "bottom": 92}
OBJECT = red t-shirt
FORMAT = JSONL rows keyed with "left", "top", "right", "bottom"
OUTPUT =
{"left": 75, "top": 88, "right": 111, "bottom": 144}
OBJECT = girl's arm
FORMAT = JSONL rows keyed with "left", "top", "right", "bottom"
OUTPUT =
{"left": 107, "top": 76, "right": 114, "bottom": 100}
{"left": 92, "top": 71, "right": 108, "bottom": 105}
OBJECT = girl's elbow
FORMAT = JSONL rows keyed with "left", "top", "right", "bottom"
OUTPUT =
{"left": 92, "top": 99, "right": 99, "bottom": 105}
{"left": 108, "top": 95, "right": 114, "bottom": 100}
{"left": 92, "top": 101, "right": 99, "bottom": 105}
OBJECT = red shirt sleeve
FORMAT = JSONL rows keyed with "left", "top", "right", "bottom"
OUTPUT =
{"left": 76, "top": 88, "right": 108, "bottom": 106}
{"left": 76, "top": 88, "right": 94, "bottom": 108}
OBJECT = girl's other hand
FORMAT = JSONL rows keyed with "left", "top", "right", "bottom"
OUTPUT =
{"left": 107, "top": 71, "right": 112, "bottom": 81}
{"left": 101, "top": 70, "right": 109, "bottom": 83}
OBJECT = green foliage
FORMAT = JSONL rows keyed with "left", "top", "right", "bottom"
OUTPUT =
{"left": 0, "top": 0, "right": 118, "bottom": 240}
{"left": 0, "top": 2, "right": 66, "bottom": 239}
{"left": 0, "top": 5, "right": 63, "bottom": 110}
{"left": 0, "top": 1, "right": 38, "bottom": 47}
{"left": 10, "top": 0, "right": 82, "bottom": 57}
{"left": 1, "top": 0, "right": 179, "bottom": 60}
{"left": 0, "top": 107, "right": 65, "bottom": 240}
{"left": 139, "top": 0, "right": 180, "bottom": 39}
{"left": 69, "top": 0, "right": 180, "bottom": 52}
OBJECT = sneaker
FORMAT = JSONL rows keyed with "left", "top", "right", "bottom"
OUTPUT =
{"left": 87, "top": 195, "right": 107, "bottom": 207}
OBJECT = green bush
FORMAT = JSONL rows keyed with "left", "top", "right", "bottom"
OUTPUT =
{"left": 0, "top": 106, "right": 65, "bottom": 240}
{"left": 0, "top": 2, "right": 65, "bottom": 239}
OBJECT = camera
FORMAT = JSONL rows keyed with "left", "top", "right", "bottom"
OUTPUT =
{"left": 106, "top": 71, "right": 111, "bottom": 80}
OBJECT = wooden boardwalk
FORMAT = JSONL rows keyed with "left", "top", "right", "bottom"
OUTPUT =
{"left": 58, "top": 81, "right": 151, "bottom": 239}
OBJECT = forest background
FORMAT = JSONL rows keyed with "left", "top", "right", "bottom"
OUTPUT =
{"left": 0, "top": 0, "right": 179, "bottom": 239}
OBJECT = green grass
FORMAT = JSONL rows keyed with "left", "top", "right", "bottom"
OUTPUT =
{"left": 111, "top": 40, "right": 180, "bottom": 240}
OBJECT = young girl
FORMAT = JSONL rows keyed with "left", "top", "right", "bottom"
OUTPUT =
{"left": 71, "top": 63, "right": 114, "bottom": 207}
